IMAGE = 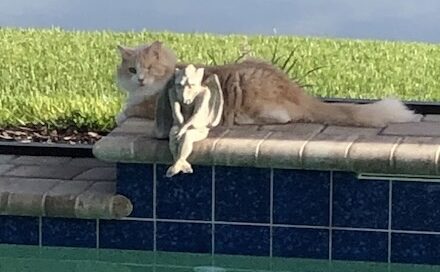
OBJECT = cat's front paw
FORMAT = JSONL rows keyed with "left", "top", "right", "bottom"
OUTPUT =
{"left": 116, "top": 112, "right": 127, "bottom": 126}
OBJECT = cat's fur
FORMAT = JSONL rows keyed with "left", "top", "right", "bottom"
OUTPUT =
{"left": 116, "top": 41, "right": 420, "bottom": 132}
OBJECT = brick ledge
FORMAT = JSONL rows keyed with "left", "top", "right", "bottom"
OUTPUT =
{"left": 0, "top": 188, "right": 132, "bottom": 219}
{"left": 93, "top": 118, "right": 440, "bottom": 176}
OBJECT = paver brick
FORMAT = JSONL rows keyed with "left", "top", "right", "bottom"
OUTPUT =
{"left": 423, "top": 115, "right": 440, "bottom": 122}
{"left": 4, "top": 165, "right": 87, "bottom": 180}
{"left": 0, "top": 164, "right": 15, "bottom": 175}
{"left": 73, "top": 167, "right": 116, "bottom": 181}
{"left": 12, "top": 156, "right": 71, "bottom": 165}
{"left": 381, "top": 122, "right": 440, "bottom": 137}
{"left": 0, "top": 155, "right": 17, "bottom": 164}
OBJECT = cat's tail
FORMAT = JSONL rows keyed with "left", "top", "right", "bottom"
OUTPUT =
{"left": 303, "top": 97, "right": 421, "bottom": 127}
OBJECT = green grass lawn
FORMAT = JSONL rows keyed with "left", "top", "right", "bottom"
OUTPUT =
{"left": 1, "top": 27, "right": 439, "bottom": 132}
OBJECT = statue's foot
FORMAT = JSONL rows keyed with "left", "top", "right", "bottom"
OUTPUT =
{"left": 166, "top": 160, "right": 193, "bottom": 178}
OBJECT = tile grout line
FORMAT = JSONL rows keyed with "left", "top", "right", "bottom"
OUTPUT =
{"left": 211, "top": 165, "right": 216, "bottom": 257}
{"left": 357, "top": 174, "right": 440, "bottom": 183}
{"left": 115, "top": 217, "right": 440, "bottom": 235}
{"left": 96, "top": 219, "right": 100, "bottom": 249}
{"left": 329, "top": 171, "right": 333, "bottom": 261}
{"left": 269, "top": 168, "right": 274, "bottom": 258}
{"left": 38, "top": 216, "right": 42, "bottom": 247}
{"left": 388, "top": 180, "right": 392, "bottom": 263}
{"left": 153, "top": 163, "right": 157, "bottom": 252}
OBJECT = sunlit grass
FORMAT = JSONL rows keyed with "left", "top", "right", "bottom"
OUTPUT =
{"left": 1, "top": 27, "right": 439, "bottom": 131}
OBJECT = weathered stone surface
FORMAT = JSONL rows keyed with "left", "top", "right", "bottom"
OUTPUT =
{"left": 93, "top": 117, "right": 440, "bottom": 176}
{"left": 393, "top": 137, "right": 440, "bottom": 175}
{"left": 257, "top": 124, "right": 324, "bottom": 168}
{"left": 83, "top": 181, "right": 116, "bottom": 195}
{"left": 347, "top": 135, "right": 402, "bottom": 174}
{"left": 0, "top": 152, "right": 129, "bottom": 219}
{"left": 75, "top": 182, "right": 131, "bottom": 219}
{"left": 212, "top": 129, "right": 272, "bottom": 166}
{"left": 322, "top": 126, "right": 381, "bottom": 136}
{"left": 44, "top": 180, "right": 93, "bottom": 218}
{"left": 221, "top": 124, "right": 259, "bottom": 131}
{"left": 11, "top": 156, "right": 71, "bottom": 165}
{"left": 47, "top": 180, "right": 93, "bottom": 196}
{"left": 93, "top": 135, "right": 138, "bottom": 162}
{"left": 302, "top": 134, "right": 359, "bottom": 170}
{"left": 381, "top": 122, "right": 440, "bottom": 137}
{"left": 259, "top": 123, "right": 324, "bottom": 133}
{"left": 1, "top": 178, "right": 61, "bottom": 216}
{"left": 423, "top": 115, "right": 440, "bottom": 122}
{"left": 131, "top": 135, "right": 172, "bottom": 164}
{"left": 68, "top": 158, "right": 114, "bottom": 168}
{"left": 0, "top": 155, "right": 17, "bottom": 164}
{"left": 73, "top": 167, "right": 116, "bottom": 181}
{"left": 0, "top": 164, "right": 15, "bottom": 175}
{"left": 4, "top": 165, "right": 87, "bottom": 179}
{"left": 111, "top": 118, "right": 155, "bottom": 136}
{"left": 0, "top": 177, "right": 61, "bottom": 194}
{"left": 0, "top": 191, "right": 8, "bottom": 213}
{"left": 190, "top": 127, "right": 229, "bottom": 165}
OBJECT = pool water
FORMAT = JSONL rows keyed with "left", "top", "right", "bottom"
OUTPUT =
{"left": 0, "top": 245, "right": 438, "bottom": 272}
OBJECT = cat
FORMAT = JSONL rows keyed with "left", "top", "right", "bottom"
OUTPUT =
{"left": 115, "top": 42, "right": 176, "bottom": 125}
{"left": 115, "top": 41, "right": 421, "bottom": 138}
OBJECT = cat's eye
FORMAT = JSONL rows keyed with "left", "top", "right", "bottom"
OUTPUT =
{"left": 128, "top": 67, "right": 136, "bottom": 74}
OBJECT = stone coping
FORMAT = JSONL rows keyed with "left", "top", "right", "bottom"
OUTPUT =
{"left": 93, "top": 116, "right": 440, "bottom": 176}
{"left": 0, "top": 156, "right": 132, "bottom": 219}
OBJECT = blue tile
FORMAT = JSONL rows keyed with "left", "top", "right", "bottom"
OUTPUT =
{"left": 99, "top": 220, "right": 153, "bottom": 250}
{"left": 42, "top": 218, "right": 96, "bottom": 248}
{"left": 156, "top": 164, "right": 212, "bottom": 221}
{"left": 215, "top": 166, "right": 270, "bottom": 223}
{"left": 332, "top": 230, "right": 388, "bottom": 262}
{"left": 215, "top": 224, "right": 270, "bottom": 256}
{"left": 117, "top": 163, "right": 154, "bottom": 218}
{"left": 333, "top": 172, "right": 389, "bottom": 229}
{"left": 273, "top": 169, "right": 330, "bottom": 226}
{"left": 392, "top": 181, "right": 440, "bottom": 232}
{"left": 273, "top": 227, "right": 329, "bottom": 259}
{"left": 391, "top": 233, "right": 440, "bottom": 265}
{"left": 0, "top": 216, "right": 39, "bottom": 245}
{"left": 157, "top": 222, "right": 211, "bottom": 253}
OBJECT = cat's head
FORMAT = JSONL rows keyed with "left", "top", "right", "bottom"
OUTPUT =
{"left": 116, "top": 41, "right": 177, "bottom": 98}
{"left": 174, "top": 64, "right": 205, "bottom": 105}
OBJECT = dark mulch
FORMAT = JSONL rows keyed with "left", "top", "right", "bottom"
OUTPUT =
{"left": 0, "top": 126, "right": 108, "bottom": 145}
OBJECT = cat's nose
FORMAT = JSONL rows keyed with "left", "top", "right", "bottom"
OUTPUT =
{"left": 138, "top": 78, "right": 145, "bottom": 85}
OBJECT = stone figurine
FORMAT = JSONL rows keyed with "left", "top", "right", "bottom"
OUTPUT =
{"left": 166, "top": 64, "right": 224, "bottom": 177}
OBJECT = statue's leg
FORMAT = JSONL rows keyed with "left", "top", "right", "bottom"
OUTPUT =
{"left": 166, "top": 128, "right": 209, "bottom": 177}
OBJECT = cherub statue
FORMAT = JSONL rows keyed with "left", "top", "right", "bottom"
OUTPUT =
{"left": 166, "top": 64, "right": 224, "bottom": 178}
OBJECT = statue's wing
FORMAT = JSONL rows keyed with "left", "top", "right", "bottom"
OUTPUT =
{"left": 204, "top": 74, "right": 224, "bottom": 127}
{"left": 153, "top": 79, "right": 174, "bottom": 139}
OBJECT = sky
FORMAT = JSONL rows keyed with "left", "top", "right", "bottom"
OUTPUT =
{"left": 1, "top": 0, "right": 439, "bottom": 43}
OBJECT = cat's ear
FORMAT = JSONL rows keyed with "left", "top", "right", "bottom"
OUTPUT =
{"left": 147, "top": 41, "right": 163, "bottom": 59}
{"left": 117, "top": 45, "right": 134, "bottom": 59}
{"left": 150, "top": 41, "right": 163, "bottom": 49}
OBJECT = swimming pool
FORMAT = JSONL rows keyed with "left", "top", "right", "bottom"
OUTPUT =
{"left": 0, "top": 244, "right": 438, "bottom": 272}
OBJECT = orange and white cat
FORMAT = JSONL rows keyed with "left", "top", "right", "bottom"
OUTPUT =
{"left": 116, "top": 41, "right": 420, "bottom": 137}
